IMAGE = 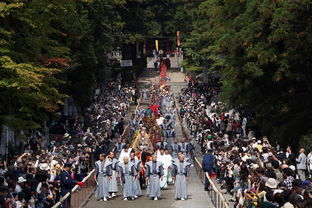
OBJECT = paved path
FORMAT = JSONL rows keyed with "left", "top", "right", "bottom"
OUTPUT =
{"left": 168, "top": 71, "right": 186, "bottom": 141}
{"left": 83, "top": 69, "right": 213, "bottom": 208}
{"left": 84, "top": 167, "right": 209, "bottom": 208}
{"left": 173, "top": 74, "right": 235, "bottom": 207}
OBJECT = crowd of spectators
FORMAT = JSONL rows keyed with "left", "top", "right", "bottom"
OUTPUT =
{"left": 179, "top": 78, "right": 312, "bottom": 208}
{"left": 0, "top": 79, "right": 134, "bottom": 208}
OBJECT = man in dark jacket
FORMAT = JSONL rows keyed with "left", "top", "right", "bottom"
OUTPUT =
{"left": 94, "top": 141, "right": 108, "bottom": 161}
{"left": 60, "top": 163, "right": 77, "bottom": 208}
{"left": 202, "top": 149, "right": 215, "bottom": 191}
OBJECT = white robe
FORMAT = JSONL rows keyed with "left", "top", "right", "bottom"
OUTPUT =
{"left": 118, "top": 148, "right": 133, "bottom": 162}
{"left": 157, "top": 152, "right": 173, "bottom": 188}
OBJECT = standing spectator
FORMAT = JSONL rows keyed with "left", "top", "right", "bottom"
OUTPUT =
{"left": 0, "top": 161, "right": 7, "bottom": 176}
{"left": 94, "top": 141, "right": 108, "bottom": 162}
{"left": 285, "top": 146, "right": 296, "bottom": 166}
{"left": 241, "top": 117, "right": 247, "bottom": 138}
{"left": 60, "top": 163, "right": 77, "bottom": 208}
{"left": 272, "top": 160, "right": 283, "bottom": 183}
{"left": 296, "top": 148, "right": 307, "bottom": 181}
{"left": 283, "top": 168, "right": 295, "bottom": 190}
{"left": 202, "top": 149, "right": 215, "bottom": 191}
{"left": 308, "top": 148, "right": 312, "bottom": 178}
{"left": 0, "top": 186, "right": 10, "bottom": 208}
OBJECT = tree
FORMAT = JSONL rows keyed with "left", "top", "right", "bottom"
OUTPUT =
{"left": 184, "top": 0, "right": 312, "bottom": 147}
{"left": 0, "top": 0, "right": 129, "bottom": 133}
{"left": 0, "top": 1, "right": 66, "bottom": 131}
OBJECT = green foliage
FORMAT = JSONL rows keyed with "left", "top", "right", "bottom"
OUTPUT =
{"left": 184, "top": 0, "right": 312, "bottom": 147}
{"left": 0, "top": 55, "right": 66, "bottom": 130}
{"left": 184, "top": 65, "right": 202, "bottom": 72}
{"left": 0, "top": 0, "right": 124, "bottom": 131}
{"left": 118, "top": 0, "right": 198, "bottom": 44}
{"left": 0, "top": 0, "right": 212, "bottom": 135}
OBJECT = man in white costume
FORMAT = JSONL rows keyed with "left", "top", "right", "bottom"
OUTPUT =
{"left": 157, "top": 148, "right": 173, "bottom": 189}
{"left": 118, "top": 144, "right": 133, "bottom": 162}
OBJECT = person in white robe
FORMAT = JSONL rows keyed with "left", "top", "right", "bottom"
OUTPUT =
{"left": 157, "top": 148, "right": 172, "bottom": 189}
{"left": 118, "top": 145, "right": 133, "bottom": 162}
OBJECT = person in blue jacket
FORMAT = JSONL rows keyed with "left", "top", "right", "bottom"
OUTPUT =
{"left": 202, "top": 149, "right": 215, "bottom": 191}
{"left": 60, "top": 162, "right": 77, "bottom": 208}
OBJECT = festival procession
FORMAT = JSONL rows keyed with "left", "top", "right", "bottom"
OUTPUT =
{"left": 92, "top": 53, "right": 312, "bottom": 208}
{"left": 1, "top": 59, "right": 312, "bottom": 208}
{"left": 0, "top": 1, "right": 311, "bottom": 208}
{"left": 1, "top": 61, "right": 312, "bottom": 208}
{"left": 93, "top": 60, "right": 193, "bottom": 202}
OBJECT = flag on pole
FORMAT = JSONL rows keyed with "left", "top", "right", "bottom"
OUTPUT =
{"left": 176, "top": 31, "right": 181, "bottom": 47}
{"left": 155, "top": 39, "right": 159, "bottom": 51}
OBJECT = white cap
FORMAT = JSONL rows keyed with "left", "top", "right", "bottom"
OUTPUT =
{"left": 289, "top": 165, "right": 296, "bottom": 171}
{"left": 265, "top": 178, "right": 278, "bottom": 189}
{"left": 17, "top": 177, "right": 27, "bottom": 183}
{"left": 250, "top": 163, "right": 259, "bottom": 170}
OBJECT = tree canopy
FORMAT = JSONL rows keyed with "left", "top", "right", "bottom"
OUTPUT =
{"left": 0, "top": 0, "right": 188, "bottom": 132}
{"left": 1, "top": 0, "right": 311, "bottom": 147}
{"left": 183, "top": 0, "right": 312, "bottom": 147}
{"left": 0, "top": 0, "right": 124, "bottom": 131}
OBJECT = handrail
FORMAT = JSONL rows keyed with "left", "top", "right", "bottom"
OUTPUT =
{"left": 51, "top": 169, "right": 95, "bottom": 208}
{"left": 194, "top": 157, "right": 230, "bottom": 208}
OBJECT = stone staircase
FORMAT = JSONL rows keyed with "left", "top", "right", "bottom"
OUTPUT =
{"left": 146, "top": 55, "right": 183, "bottom": 69}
